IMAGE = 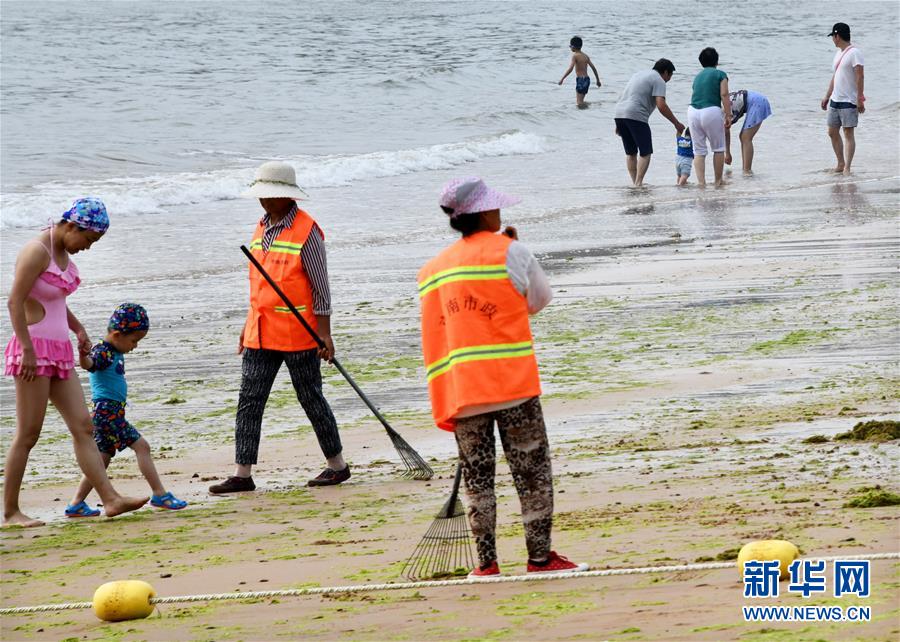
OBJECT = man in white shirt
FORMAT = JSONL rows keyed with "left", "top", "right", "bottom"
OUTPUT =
{"left": 820, "top": 22, "right": 865, "bottom": 175}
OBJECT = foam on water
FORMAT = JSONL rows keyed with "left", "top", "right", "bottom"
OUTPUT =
{"left": 0, "top": 131, "right": 547, "bottom": 228}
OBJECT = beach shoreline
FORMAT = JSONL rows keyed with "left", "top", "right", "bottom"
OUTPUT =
{"left": 2, "top": 208, "right": 897, "bottom": 641}
{"left": 2, "top": 2, "right": 899, "bottom": 638}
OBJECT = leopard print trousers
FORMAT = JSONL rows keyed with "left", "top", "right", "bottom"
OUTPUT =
{"left": 454, "top": 396, "right": 553, "bottom": 566}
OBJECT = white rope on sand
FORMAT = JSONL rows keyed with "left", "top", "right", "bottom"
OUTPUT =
{"left": 2, "top": 552, "right": 897, "bottom": 616}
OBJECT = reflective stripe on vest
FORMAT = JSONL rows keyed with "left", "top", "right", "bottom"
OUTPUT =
{"left": 417, "top": 264, "right": 509, "bottom": 298}
{"left": 243, "top": 209, "right": 319, "bottom": 351}
{"left": 426, "top": 340, "right": 535, "bottom": 381}
{"left": 418, "top": 231, "right": 541, "bottom": 431}
{"left": 248, "top": 239, "right": 304, "bottom": 255}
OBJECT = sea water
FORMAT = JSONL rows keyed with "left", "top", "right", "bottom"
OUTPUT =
{"left": 1, "top": 1, "right": 898, "bottom": 467}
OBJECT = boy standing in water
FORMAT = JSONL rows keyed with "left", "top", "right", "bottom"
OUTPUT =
{"left": 558, "top": 36, "right": 601, "bottom": 108}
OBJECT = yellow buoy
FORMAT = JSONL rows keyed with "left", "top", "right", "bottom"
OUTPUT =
{"left": 92, "top": 580, "right": 156, "bottom": 622}
{"left": 737, "top": 540, "right": 800, "bottom": 580}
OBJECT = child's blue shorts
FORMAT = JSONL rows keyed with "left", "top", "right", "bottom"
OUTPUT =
{"left": 576, "top": 76, "right": 590, "bottom": 95}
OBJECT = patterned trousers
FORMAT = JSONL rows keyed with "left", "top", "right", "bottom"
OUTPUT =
{"left": 234, "top": 347, "right": 342, "bottom": 465}
{"left": 454, "top": 396, "right": 554, "bottom": 566}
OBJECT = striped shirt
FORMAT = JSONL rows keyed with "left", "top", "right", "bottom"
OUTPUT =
{"left": 260, "top": 205, "right": 332, "bottom": 316}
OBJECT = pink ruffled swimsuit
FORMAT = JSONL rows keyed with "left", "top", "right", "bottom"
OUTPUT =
{"left": 4, "top": 229, "right": 81, "bottom": 379}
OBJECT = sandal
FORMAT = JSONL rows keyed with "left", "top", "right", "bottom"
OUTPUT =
{"left": 150, "top": 492, "right": 187, "bottom": 510}
{"left": 65, "top": 501, "right": 101, "bottom": 518}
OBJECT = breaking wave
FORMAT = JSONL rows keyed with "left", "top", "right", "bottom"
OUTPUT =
{"left": 1, "top": 130, "right": 547, "bottom": 228}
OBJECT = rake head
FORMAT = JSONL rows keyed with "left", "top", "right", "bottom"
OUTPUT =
{"left": 387, "top": 427, "right": 434, "bottom": 480}
{"left": 401, "top": 463, "right": 474, "bottom": 580}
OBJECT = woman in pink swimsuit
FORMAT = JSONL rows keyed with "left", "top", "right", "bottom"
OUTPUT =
{"left": 4, "top": 198, "right": 147, "bottom": 527}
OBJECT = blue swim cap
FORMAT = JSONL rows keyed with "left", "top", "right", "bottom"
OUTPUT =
{"left": 61, "top": 197, "right": 109, "bottom": 233}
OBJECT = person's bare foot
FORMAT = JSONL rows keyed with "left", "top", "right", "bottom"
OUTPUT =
{"left": 842, "top": 167, "right": 852, "bottom": 176}
{"left": 743, "top": 169, "right": 754, "bottom": 176}
{"left": 104, "top": 495, "right": 149, "bottom": 518}
{"left": 3, "top": 510, "right": 45, "bottom": 528}
{"left": 832, "top": 165, "right": 845, "bottom": 174}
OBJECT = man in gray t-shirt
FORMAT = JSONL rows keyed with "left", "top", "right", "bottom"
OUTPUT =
{"left": 613, "top": 59, "right": 684, "bottom": 187}
{"left": 615, "top": 69, "right": 667, "bottom": 122}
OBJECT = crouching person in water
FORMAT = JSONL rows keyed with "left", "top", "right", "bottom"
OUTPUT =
{"left": 417, "top": 177, "right": 589, "bottom": 579}
{"left": 725, "top": 89, "right": 773, "bottom": 174}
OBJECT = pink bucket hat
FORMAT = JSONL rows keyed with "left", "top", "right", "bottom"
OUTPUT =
{"left": 439, "top": 177, "right": 521, "bottom": 218}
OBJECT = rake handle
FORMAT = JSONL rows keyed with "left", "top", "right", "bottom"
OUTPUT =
{"left": 449, "top": 461, "right": 463, "bottom": 505}
{"left": 240, "top": 245, "right": 398, "bottom": 436}
{"left": 435, "top": 461, "right": 465, "bottom": 519}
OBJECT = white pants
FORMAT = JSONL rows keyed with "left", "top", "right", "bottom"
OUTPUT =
{"left": 687, "top": 106, "right": 726, "bottom": 156}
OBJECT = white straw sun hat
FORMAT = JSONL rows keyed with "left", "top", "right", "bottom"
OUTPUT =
{"left": 241, "top": 161, "right": 309, "bottom": 200}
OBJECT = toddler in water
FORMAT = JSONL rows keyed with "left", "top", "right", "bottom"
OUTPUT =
{"left": 65, "top": 303, "right": 187, "bottom": 517}
{"left": 558, "top": 36, "right": 601, "bottom": 108}
{"left": 676, "top": 127, "right": 694, "bottom": 185}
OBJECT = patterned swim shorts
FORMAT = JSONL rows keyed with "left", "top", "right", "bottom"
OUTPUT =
{"left": 575, "top": 76, "right": 590, "bottom": 95}
{"left": 92, "top": 399, "right": 141, "bottom": 456}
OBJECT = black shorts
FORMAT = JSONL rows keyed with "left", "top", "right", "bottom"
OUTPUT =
{"left": 615, "top": 118, "right": 653, "bottom": 157}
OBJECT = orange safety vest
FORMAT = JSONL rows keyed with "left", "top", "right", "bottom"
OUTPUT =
{"left": 243, "top": 209, "right": 321, "bottom": 352}
{"left": 418, "top": 231, "right": 541, "bottom": 430}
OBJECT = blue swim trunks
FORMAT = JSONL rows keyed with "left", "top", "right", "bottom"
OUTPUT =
{"left": 576, "top": 76, "right": 590, "bottom": 95}
{"left": 92, "top": 399, "right": 141, "bottom": 455}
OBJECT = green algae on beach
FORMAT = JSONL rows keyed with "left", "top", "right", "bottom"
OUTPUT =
{"left": 748, "top": 329, "right": 839, "bottom": 354}
{"left": 843, "top": 487, "right": 900, "bottom": 508}
{"left": 835, "top": 420, "right": 900, "bottom": 442}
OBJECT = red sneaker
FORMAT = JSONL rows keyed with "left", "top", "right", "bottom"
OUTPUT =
{"left": 526, "top": 551, "right": 589, "bottom": 574}
{"left": 467, "top": 560, "right": 502, "bottom": 580}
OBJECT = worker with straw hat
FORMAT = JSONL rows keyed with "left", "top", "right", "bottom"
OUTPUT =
{"left": 209, "top": 161, "right": 349, "bottom": 493}
{"left": 417, "top": 177, "right": 588, "bottom": 579}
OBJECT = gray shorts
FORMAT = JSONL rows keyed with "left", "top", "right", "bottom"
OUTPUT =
{"left": 827, "top": 105, "right": 859, "bottom": 128}
{"left": 675, "top": 156, "right": 693, "bottom": 176}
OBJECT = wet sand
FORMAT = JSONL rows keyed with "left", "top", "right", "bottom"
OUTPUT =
{"left": 1, "top": 180, "right": 899, "bottom": 641}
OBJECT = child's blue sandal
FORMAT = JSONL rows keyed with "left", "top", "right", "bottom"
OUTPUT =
{"left": 65, "top": 501, "right": 101, "bottom": 518}
{"left": 150, "top": 492, "right": 187, "bottom": 510}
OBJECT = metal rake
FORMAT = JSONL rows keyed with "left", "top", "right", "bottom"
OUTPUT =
{"left": 402, "top": 462, "right": 474, "bottom": 580}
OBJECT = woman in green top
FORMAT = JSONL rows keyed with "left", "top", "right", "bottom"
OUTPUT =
{"left": 686, "top": 48, "right": 732, "bottom": 187}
